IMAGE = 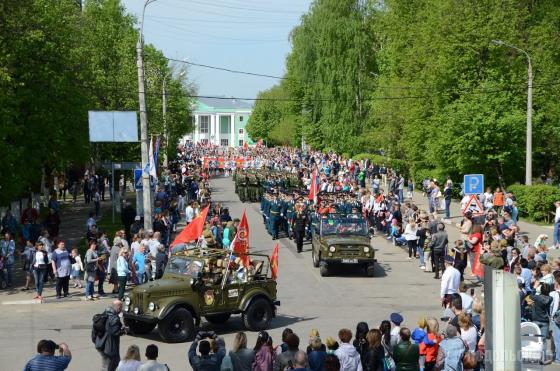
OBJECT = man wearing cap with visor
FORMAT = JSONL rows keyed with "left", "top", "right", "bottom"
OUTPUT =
{"left": 440, "top": 255, "right": 461, "bottom": 302}
{"left": 389, "top": 312, "right": 404, "bottom": 348}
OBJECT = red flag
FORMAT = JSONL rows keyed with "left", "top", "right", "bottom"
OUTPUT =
{"left": 170, "top": 205, "right": 209, "bottom": 247}
{"left": 308, "top": 169, "right": 318, "bottom": 204}
{"left": 270, "top": 242, "right": 279, "bottom": 280}
{"left": 231, "top": 210, "right": 250, "bottom": 266}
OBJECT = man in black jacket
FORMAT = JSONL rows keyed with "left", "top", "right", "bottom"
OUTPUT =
{"left": 121, "top": 203, "right": 137, "bottom": 242}
{"left": 292, "top": 203, "right": 309, "bottom": 253}
{"left": 95, "top": 300, "right": 125, "bottom": 371}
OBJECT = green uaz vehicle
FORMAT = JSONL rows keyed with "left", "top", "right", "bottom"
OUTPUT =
{"left": 311, "top": 216, "right": 376, "bottom": 277}
{"left": 123, "top": 248, "right": 280, "bottom": 343}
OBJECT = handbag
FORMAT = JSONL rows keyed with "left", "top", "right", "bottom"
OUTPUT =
{"left": 381, "top": 341, "right": 396, "bottom": 371}
{"left": 462, "top": 340, "right": 478, "bottom": 368}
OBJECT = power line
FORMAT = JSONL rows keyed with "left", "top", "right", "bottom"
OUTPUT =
{"left": 164, "top": 56, "right": 560, "bottom": 96}
{"left": 148, "top": 18, "right": 285, "bottom": 43}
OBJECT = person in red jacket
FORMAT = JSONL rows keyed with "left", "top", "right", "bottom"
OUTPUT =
{"left": 419, "top": 318, "right": 442, "bottom": 371}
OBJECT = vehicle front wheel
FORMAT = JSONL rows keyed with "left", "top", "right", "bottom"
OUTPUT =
{"left": 205, "top": 313, "right": 231, "bottom": 324}
{"left": 124, "top": 318, "right": 156, "bottom": 335}
{"left": 319, "top": 263, "right": 329, "bottom": 277}
{"left": 312, "top": 248, "right": 320, "bottom": 267}
{"left": 366, "top": 263, "right": 375, "bottom": 277}
{"left": 158, "top": 308, "right": 195, "bottom": 343}
{"left": 243, "top": 298, "right": 273, "bottom": 331}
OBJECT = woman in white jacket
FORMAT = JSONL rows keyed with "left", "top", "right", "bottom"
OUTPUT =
{"left": 403, "top": 218, "right": 419, "bottom": 260}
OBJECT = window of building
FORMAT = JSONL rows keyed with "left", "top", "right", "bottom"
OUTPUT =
{"left": 220, "top": 116, "right": 231, "bottom": 134}
{"left": 238, "top": 128, "right": 244, "bottom": 135}
{"left": 200, "top": 139, "right": 209, "bottom": 145}
{"left": 238, "top": 140, "right": 244, "bottom": 147}
{"left": 220, "top": 139, "right": 229, "bottom": 146}
{"left": 199, "top": 115, "right": 209, "bottom": 134}
{"left": 239, "top": 116, "right": 244, "bottom": 122}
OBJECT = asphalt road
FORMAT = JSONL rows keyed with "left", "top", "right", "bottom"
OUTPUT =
{"left": 0, "top": 177, "right": 447, "bottom": 370}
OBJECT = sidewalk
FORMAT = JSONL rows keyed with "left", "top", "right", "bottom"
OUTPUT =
{"left": 0, "top": 197, "right": 116, "bottom": 304}
{"left": 409, "top": 191, "right": 559, "bottom": 259}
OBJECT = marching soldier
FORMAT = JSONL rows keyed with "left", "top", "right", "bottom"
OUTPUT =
{"left": 292, "top": 203, "right": 309, "bottom": 253}
{"left": 269, "top": 194, "right": 281, "bottom": 240}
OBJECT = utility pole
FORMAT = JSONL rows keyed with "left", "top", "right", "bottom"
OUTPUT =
{"left": 137, "top": 0, "right": 157, "bottom": 230}
{"left": 492, "top": 40, "right": 533, "bottom": 185}
{"left": 162, "top": 77, "right": 168, "bottom": 169}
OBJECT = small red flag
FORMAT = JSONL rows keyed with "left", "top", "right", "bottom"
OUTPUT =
{"left": 170, "top": 205, "right": 209, "bottom": 247}
{"left": 232, "top": 210, "right": 250, "bottom": 266}
{"left": 270, "top": 243, "right": 279, "bottom": 280}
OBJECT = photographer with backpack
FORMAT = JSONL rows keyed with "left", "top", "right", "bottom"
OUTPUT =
{"left": 92, "top": 299, "right": 127, "bottom": 371}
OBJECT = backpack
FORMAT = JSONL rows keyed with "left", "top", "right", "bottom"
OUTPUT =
{"left": 91, "top": 312, "right": 108, "bottom": 344}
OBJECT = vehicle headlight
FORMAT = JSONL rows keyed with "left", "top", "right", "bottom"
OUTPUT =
{"left": 124, "top": 297, "right": 131, "bottom": 306}
{"left": 148, "top": 302, "right": 156, "bottom": 311}
{"left": 363, "top": 246, "right": 370, "bottom": 253}
{"left": 328, "top": 245, "right": 336, "bottom": 253}
{"left": 134, "top": 307, "right": 139, "bottom": 315}
{"left": 124, "top": 304, "right": 130, "bottom": 312}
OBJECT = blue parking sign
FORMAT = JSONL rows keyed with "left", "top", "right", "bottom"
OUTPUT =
{"left": 134, "top": 169, "right": 143, "bottom": 190}
{"left": 463, "top": 174, "right": 484, "bottom": 195}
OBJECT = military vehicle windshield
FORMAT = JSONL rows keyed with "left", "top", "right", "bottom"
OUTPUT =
{"left": 320, "top": 217, "right": 368, "bottom": 236}
{"left": 166, "top": 256, "right": 204, "bottom": 276}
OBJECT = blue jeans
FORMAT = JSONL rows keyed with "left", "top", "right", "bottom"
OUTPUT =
{"left": 5, "top": 264, "right": 13, "bottom": 286}
{"left": 33, "top": 269, "right": 46, "bottom": 296}
{"left": 445, "top": 199, "right": 451, "bottom": 218}
{"left": 552, "top": 323, "right": 560, "bottom": 362}
{"left": 534, "top": 321, "right": 549, "bottom": 359}
{"left": 417, "top": 245, "right": 425, "bottom": 266}
{"left": 398, "top": 189, "right": 404, "bottom": 202}
{"left": 554, "top": 221, "right": 560, "bottom": 246}
{"left": 85, "top": 279, "right": 95, "bottom": 297}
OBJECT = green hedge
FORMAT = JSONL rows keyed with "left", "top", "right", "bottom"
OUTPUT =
{"left": 507, "top": 184, "right": 560, "bottom": 222}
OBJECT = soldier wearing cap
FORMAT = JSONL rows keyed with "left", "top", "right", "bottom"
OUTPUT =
{"left": 269, "top": 194, "right": 281, "bottom": 240}
{"left": 292, "top": 202, "right": 309, "bottom": 253}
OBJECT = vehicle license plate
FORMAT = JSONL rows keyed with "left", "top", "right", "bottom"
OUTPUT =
{"left": 342, "top": 259, "right": 358, "bottom": 264}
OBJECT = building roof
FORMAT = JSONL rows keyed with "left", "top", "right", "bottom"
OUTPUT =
{"left": 196, "top": 97, "right": 253, "bottom": 112}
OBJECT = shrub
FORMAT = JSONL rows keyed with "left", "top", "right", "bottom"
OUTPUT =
{"left": 507, "top": 184, "right": 560, "bottom": 221}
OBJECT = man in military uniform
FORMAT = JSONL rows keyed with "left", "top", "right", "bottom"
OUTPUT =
{"left": 292, "top": 202, "right": 309, "bottom": 253}
{"left": 268, "top": 194, "right": 281, "bottom": 240}
{"left": 237, "top": 171, "right": 248, "bottom": 202}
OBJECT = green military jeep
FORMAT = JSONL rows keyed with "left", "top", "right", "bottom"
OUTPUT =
{"left": 311, "top": 215, "right": 376, "bottom": 277}
{"left": 123, "top": 248, "right": 279, "bottom": 343}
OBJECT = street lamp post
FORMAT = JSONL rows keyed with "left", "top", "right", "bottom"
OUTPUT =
{"left": 137, "top": 0, "right": 157, "bottom": 230}
{"left": 492, "top": 39, "right": 533, "bottom": 185}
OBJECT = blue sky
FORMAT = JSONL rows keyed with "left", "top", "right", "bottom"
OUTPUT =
{"left": 121, "top": 0, "right": 312, "bottom": 99}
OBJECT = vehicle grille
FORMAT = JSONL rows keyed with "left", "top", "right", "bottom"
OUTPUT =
{"left": 337, "top": 246, "right": 362, "bottom": 257}
{"left": 133, "top": 292, "right": 146, "bottom": 310}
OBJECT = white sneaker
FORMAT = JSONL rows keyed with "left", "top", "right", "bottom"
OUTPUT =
{"left": 407, "top": 257, "right": 412, "bottom": 260}
{"left": 420, "top": 266, "right": 426, "bottom": 270}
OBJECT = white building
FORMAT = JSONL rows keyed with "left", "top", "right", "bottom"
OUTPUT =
{"left": 184, "top": 97, "right": 253, "bottom": 147}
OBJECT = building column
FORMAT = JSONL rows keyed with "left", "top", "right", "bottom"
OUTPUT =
{"left": 210, "top": 115, "right": 215, "bottom": 145}
{"left": 215, "top": 115, "right": 220, "bottom": 145}
{"left": 194, "top": 114, "right": 198, "bottom": 143}
{"left": 230, "top": 114, "right": 235, "bottom": 147}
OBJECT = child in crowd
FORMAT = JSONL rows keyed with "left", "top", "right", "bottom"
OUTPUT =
{"left": 412, "top": 317, "right": 437, "bottom": 371}
{"left": 70, "top": 248, "right": 83, "bottom": 288}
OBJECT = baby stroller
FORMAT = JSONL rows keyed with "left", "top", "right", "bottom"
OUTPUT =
{"left": 520, "top": 321, "right": 545, "bottom": 365}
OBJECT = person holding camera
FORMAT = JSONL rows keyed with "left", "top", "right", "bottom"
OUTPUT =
{"left": 24, "top": 339, "right": 72, "bottom": 370}
{"left": 188, "top": 330, "right": 226, "bottom": 371}
{"left": 94, "top": 299, "right": 126, "bottom": 371}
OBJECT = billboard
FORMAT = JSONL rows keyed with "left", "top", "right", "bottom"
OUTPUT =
{"left": 88, "top": 111, "right": 138, "bottom": 142}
